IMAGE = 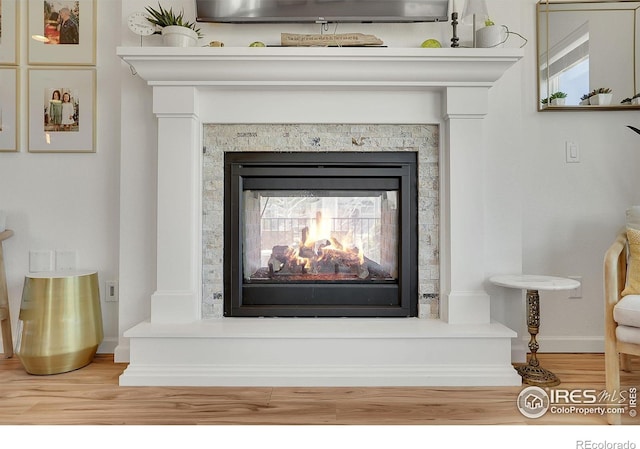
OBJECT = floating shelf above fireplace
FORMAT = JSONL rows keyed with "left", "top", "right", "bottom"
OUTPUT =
{"left": 224, "top": 152, "right": 418, "bottom": 317}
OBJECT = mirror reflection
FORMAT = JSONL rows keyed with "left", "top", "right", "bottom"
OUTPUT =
{"left": 537, "top": 1, "right": 640, "bottom": 111}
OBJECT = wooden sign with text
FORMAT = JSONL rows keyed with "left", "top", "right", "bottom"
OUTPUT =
{"left": 281, "top": 33, "right": 384, "bottom": 47}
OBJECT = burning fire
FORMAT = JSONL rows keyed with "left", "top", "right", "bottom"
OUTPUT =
{"left": 262, "top": 210, "right": 369, "bottom": 278}
{"left": 302, "top": 211, "right": 333, "bottom": 247}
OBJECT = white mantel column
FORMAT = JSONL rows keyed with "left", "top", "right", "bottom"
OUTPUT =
{"left": 150, "top": 86, "right": 202, "bottom": 323}
{"left": 440, "top": 86, "right": 491, "bottom": 324}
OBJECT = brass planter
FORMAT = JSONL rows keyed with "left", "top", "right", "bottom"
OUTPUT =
{"left": 16, "top": 271, "right": 103, "bottom": 375}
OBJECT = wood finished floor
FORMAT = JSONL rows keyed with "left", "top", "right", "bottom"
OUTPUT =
{"left": 0, "top": 353, "right": 638, "bottom": 425}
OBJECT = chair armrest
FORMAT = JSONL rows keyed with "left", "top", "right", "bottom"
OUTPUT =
{"left": 0, "top": 230, "right": 13, "bottom": 243}
{"left": 604, "top": 231, "right": 628, "bottom": 338}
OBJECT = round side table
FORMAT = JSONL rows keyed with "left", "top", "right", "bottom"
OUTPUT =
{"left": 15, "top": 271, "right": 103, "bottom": 375}
{"left": 490, "top": 274, "right": 580, "bottom": 387}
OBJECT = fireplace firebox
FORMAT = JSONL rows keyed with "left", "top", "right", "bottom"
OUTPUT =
{"left": 224, "top": 152, "right": 418, "bottom": 317}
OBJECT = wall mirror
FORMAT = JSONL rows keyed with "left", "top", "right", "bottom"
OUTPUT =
{"left": 537, "top": 1, "right": 640, "bottom": 111}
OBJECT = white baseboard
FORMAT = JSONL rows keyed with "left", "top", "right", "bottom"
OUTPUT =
{"left": 97, "top": 337, "right": 118, "bottom": 354}
{"left": 511, "top": 339, "right": 527, "bottom": 363}
{"left": 522, "top": 336, "right": 604, "bottom": 353}
{"left": 113, "top": 342, "right": 131, "bottom": 363}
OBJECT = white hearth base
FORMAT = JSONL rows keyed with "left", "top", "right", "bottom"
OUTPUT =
{"left": 120, "top": 318, "right": 521, "bottom": 386}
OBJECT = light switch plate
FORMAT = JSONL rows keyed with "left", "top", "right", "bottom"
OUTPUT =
{"left": 565, "top": 141, "right": 580, "bottom": 163}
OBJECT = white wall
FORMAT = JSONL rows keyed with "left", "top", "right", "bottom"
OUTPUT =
{"left": 519, "top": 0, "right": 640, "bottom": 352}
{"left": 3, "top": 0, "right": 637, "bottom": 358}
{"left": 0, "top": 1, "right": 122, "bottom": 353}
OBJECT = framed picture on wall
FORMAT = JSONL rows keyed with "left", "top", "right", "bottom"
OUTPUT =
{"left": 28, "top": 68, "right": 95, "bottom": 153}
{"left": 0, "top": 0, "right": 19, "bottom": 65}
{"left": 0, "top": 68, "right": 18, "bottom": 152}
{"left": 28, "top": 0, "right": 96, "bottom": 65}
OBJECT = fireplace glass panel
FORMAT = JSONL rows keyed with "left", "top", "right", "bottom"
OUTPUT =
{"left": 225, "top": 152, "right": 417, "bottom": 317}
{"left": 243, "top": 190, "right": 399, "bottom": 283}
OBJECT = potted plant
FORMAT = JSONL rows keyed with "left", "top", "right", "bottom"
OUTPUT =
{"left": 550, "top": 91, "right": 567, "bottom": 106}
{"left": 589, "top": 87, "right": 613, "bottom": 106}
{"left": 540, "top": 92, "right": 568, "bottom": 107}
{"left": 632, "top": 93, "right": 640, "bottom": 106}
{"left": 476, "top": 18, "right": 507, "bottom": 48}
{"left": 144, "top": 3, "right": 202, "bottom": 47}
{"left": 579, "top": 93, "right": 591, "bottom": 106}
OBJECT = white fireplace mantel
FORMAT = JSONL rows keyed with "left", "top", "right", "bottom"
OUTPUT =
{"left": 116, "top": 47, "right": 524, "bottom": 386}
{"left": 119, "top": 46, "right": 522, "bottom": 88}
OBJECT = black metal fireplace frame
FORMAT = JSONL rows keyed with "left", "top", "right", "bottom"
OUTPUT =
{"left": 224, "top": 152, "right": 418, "bottom": 317}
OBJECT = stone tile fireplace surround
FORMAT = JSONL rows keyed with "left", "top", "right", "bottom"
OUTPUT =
{"left": 117, "top": 47, "right": 523, "bottom": 386}
{"left": 202, "top": 124, "right": 439, "bottom": 319}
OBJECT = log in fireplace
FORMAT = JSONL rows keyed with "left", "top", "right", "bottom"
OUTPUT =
{"left": 224, "top": 152, "right": 418, "bottom": 317}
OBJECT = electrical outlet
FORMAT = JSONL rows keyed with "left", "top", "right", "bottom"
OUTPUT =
{"left": 29, "top": 250, "right": 53, "bottom": 272}
{"left": 568, "top": 276, "right": 582, "bottom": 298}
{"left": 55, "top": 250, "right": 77, "bottom": 271}
{"left": 105, "top": 281, "right": 119, "bottom": 302}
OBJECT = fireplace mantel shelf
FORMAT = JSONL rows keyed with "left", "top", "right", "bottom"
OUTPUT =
{"left": 117, "top": 47, "right": 523, "bottom": 87}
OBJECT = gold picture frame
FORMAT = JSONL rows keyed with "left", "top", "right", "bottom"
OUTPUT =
{"left": 0, "top": 68, "right": 18, "bottom": 152}
{"left": 28, "top": 68, "right": 95, "bottom": 153}
{"left": 28, "top": 0, "right": 96, "bottom": 65}
{"left": 0, "top": 0, "right": 19, "bottom": 65}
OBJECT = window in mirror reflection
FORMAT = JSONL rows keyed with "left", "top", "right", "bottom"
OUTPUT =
{"left": 541, "top": 20, "right": 590, "bottom": 105}
{"left": 537, "top": 1, "right": 640, "bottom": 110}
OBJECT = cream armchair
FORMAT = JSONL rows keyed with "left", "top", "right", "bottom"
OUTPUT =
{"left": 604, "top": 231, "right": 640, "bottom": 425}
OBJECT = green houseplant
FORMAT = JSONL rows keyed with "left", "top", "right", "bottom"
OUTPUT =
{"left": 540, "top": 91, "right": 568, "bottom": 107}
{"left": 550, "top": 91, "right": 567, "bottom": 106}
{"left": 144, "top": 3, "right": 202, "bottom": 47}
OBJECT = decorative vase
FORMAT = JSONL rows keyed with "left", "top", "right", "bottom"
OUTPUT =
{"left": 475, "top": 25, "right": 507, "bottom": 48}
{"left": 161, "top": 25, "right": 198, "bottom": 47}
{"left": 589, "top": 93, "right": 613, "bottom": 106}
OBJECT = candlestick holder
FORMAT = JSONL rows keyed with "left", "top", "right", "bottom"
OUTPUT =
{"left": 451, "top": 12, "right": 459, "bottom": 48}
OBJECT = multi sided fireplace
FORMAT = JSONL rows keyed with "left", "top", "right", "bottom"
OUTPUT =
{"left": 117, "top": 48, "right": 525, "bottom": 387}
{"left": 224, "top": 152, "right": 418, "bottom": 317}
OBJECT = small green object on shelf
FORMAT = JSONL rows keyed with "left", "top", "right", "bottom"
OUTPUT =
{"left": 420, "top": 39, "right": 441, "bottom": 48}
{"left": 249, "top": 41, "right": 266, "bottom": 47}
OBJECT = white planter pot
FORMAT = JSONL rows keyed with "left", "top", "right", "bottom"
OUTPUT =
{"left": 161, "top": 26, "right": 198, "bottom": 47}
{"left": 632, "top": 97, "right": 640, "bottom": 105}
{"left": 579, "top": 99, "right": 590, "bottom": 106}
{"left": 589, "top": 93, "right": 613, "bottom": 106}
{"left": 550, "top": 98, "right": 566, "bottom": 106}
{"left": 475, "top": 25, "right": 508, "bottom": 48}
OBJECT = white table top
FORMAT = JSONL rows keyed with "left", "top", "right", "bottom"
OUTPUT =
{"left": 489, "top": 274, "right": 580, "bottom": 291}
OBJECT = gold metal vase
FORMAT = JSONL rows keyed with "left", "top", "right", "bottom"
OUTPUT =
{"left": 16, "top": 271, "right": 103, "bottom": 375}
